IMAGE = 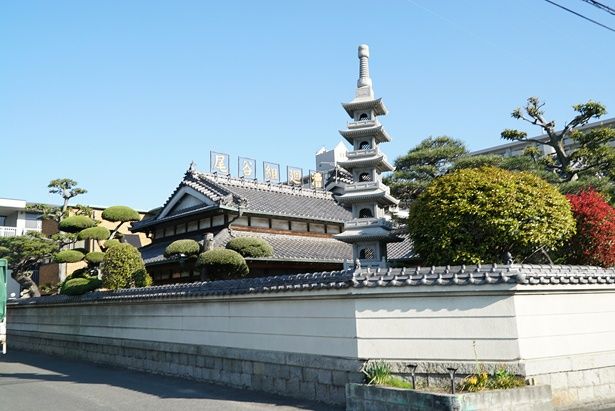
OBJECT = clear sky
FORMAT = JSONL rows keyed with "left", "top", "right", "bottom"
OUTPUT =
{"left": 2, "top": 0, "right": 614, "bottom": 210}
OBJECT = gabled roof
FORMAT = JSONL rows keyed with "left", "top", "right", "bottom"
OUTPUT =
{"left": 132, "top": 168, "right": 353, "bottom": 231}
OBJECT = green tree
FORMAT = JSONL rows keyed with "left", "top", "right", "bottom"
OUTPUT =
{"left": 385, "top": 136, "right": 468, "bottom": 206}
{"left": 407, "top": 167, "right": 576, "bottom": 265}
{"left": 225, "top": 237, "right": 273, "bottom": 258}
{"left": 196, "top": 249, "right": 249, "bottom": 280}
{"left": 502, "top": 97, "right": 615, "bottom": 184}
{"left": 0, "top": 233, "right": 59, "bottom": 297}
{"left": 47, "top": 178, "right": 88, "bottom": 214}
{"left": 101, "top": 243, "right": 151, "bottom": 289}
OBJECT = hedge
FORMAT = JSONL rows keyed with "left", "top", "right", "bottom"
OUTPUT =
{"left": 164, "top": 239, "right": 200, "bottom": 258}
{"left": 54, "top": 249, "right": 85, "bottom": 263}
{"left": 78, "top": 226, "right": 111, "bottom": 241}
{"left": 60, "top": 276, "right": 102, "bottom": 296}
{"left": 58, "top": 215, "right": 97, "bottom": 233}
{"left": 102, "top": 206, "right": 140, "bottom": 222}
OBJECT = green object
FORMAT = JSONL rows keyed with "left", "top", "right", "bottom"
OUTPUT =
{"left": 60, "top": 276, "right": 102, "bottom": 296}
{"left": 164, "top": 239, "right": 200, "bottom": 258}
{"left": 196, "top": 249, "right": 249, "bottom": 280}
{"left": 0, "top": 259, "right": 7, "bottom": 322}
{"left": 407, "top": 167, "right": 576, "bottom": 265}
{"left": 102, "top": 243, "right": 150, "bottom": 289}
{"left": 226, "top": 237, "right": 273, "bottom": 258}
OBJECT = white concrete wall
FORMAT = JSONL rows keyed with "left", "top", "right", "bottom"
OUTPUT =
{"left": 8, "top": 292, "right": 359, "bottom": 358}
{"left": 8, "top": 282, "right": 615, "bottom": 368}
{"left": 353, "top": 286, "right": 520, "bottom": 361}
{"left": 513, "top": 286, "right": 615, "bottom": 375}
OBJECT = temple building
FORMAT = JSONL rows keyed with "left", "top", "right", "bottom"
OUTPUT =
{"left": 131, "top": 45, "right": 413, "bottom": 284}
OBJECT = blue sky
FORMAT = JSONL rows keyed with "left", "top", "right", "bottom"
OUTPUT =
{"left": 2, "top": 0, "right": 614, "bottom": 210}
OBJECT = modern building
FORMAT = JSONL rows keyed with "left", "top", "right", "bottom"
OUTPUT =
{"left": 0, "top": 198, "right": 44, "bottom": 238}
{"left": 472, "top": 117, "right": 615, "bottom": 157}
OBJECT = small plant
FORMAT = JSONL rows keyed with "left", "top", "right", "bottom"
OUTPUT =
{"left": 459, "top": 368, "right": 525, "bottom": 392}
{"left": 226, "top": 237, "right": 273, "bottom": 258}
{"left": 362, "top": 360, "right": 413, "bottom": 389}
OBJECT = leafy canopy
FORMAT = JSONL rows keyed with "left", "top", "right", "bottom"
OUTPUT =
{"left": 58, "top": 215, "right": 97, "bottom": 233}
{"left": 102, "top": 243, "right": 151, "bottom": 289}
{"left": 225, "top": 237, "right": 273, "bottom": 258}
{"left": 164, "top": 239, "right": 200, "bottom": 258}
{"left": 102, "top": 206, "right": 140, "bottom": 222}
{"left": 407, "top": 167, "right": 576, "bottom": 265}
{"left": 196, "top": 249, "right": 249, "bottom": 280}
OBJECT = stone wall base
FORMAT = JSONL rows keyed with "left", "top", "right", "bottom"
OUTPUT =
{"left": 9, "top": 330, "right": 362, "bottom": 405}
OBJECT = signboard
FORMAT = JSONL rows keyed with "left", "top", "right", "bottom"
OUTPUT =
{"left": 287, "top": 166, "right": 303, "bottom": 186}
{"left": 310, "top": 170, "right": 324, "bottom": 189}
{"left": 263, "top": 162, "right": 280, "bottom": 183}
{"left": 238, "top": 157, "right": 257, "bottom": 179}
{"left": 210, "top": 151, "right": 230, "bottom": 174}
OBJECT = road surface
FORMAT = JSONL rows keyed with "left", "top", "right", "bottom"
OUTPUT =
{"left": 0, "top": 350, "right": 341, "bottom": 411}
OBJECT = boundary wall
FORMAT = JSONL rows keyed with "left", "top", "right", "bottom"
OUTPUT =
{"left": 7, "top": 265, "right": 615, "bottom": 407}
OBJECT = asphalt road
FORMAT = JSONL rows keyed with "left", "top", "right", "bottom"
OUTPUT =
{"left": 0, "top": 350, "right": 341, "bottom": 411}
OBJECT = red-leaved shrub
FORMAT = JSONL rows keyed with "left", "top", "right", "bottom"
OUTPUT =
{"left": 565, "top": 190, "right": 615, "bottom": 267}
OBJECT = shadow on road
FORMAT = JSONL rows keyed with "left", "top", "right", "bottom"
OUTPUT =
{"left": 0, "top": 350, "right": 341, "bottom": 411}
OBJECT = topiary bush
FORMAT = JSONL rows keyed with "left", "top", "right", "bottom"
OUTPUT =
{"left": 58, "top": 215, "right": 97, "bottom": 233}
{"left": 60, "top": 276, "right": 102, "bottom": 296}
{"left": 102, "top": 206, "right": 140, "bottom": 222}
{"left": 196, "top": 249, "right": 249, "bottom": 280}
{"left": 54, "top": 249, "right": 85, "bottom": 263}
{"left": 407, "top": 167, "right": 576, "bottom": 265}
{"left": 78, "top": 226, "right": 111, "bottom": 241}
{"left": 101, "top": 243, "right": 151, "bottom": 289}
{"left": 226, "top": 237, "right": 273, "bottom": 258}
{"left": 104, "top": 239, "right": 121, "bottom": 249}
{"left": 164, "top": 239, "right": 200, "bottom": 258}
{"left": 85, "top": 251, "right": 105, "bottom": 265}
{"left": 563, "top": 190, "right": 615, "bottom": 267}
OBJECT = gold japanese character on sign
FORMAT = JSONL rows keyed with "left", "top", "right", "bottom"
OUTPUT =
{"left": 265, "top": 164, "right": 279, "bottom": 181}
{"left": 241, "top": 160, "right": 253, "bottom": 177}
{"left": 311, "top": 171, "right": 323, "bottom": 189}
{"left": 289, "top": 168, "right": 301, "bottom": 185}
{"left": 214, "top": 155, "right": 228, "bottom": 173}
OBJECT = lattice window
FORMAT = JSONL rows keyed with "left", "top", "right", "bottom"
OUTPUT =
{"left": 359, "top": 172, "right": 371, "bottom": 182}
{"left": 359, "top": 141, "right": 371, "bottom": 149}
{"left": 359, "top": 208, "right": 373, "bottom": 218}
{"left": 359, "top": 248, "right": 375, "bottom": 259}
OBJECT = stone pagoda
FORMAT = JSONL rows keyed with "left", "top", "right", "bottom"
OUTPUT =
{"left": 334, "top": 44, "right": 401, "bottom": 268}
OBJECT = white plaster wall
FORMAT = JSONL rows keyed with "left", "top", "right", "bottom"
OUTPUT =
{"left": 8, "top": 292, "right": 359, "bottom": 358}
{"left": 513, "top": 285, "right": 615, "bottom": 375}
{"left": 352, "top": 286, "right": 520, "bottom": 361}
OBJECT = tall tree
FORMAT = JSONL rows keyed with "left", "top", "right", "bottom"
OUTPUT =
{"left": 47, "top": 178, "right": 88, "bottom": 214}
{"left": 501, "top": 97, "right": 615, "bottom": 183}
{"left": 385, "top": 136, "right": 468, "bottom": 206}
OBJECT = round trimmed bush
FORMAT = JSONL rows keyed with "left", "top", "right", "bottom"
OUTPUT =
{"left": 226, "top": 237, "right": 273, "bottom": 258}
{"left": 102, "top": 206, "right": 140, "bottom": 222}
{"left": 164, "top": 239, "right": 200, "bottom": 258}
{"left": 101, "top": 243, "right": 150, "bottom": 289}
{"left": 85, "top": 251, "right": 105, "bottom": 264}
{"left": 66, "top": 267, "right": 89, "bottom": 280}
{"left": 104, "top": 239, "right": 121, "bottom": 249}
{"left": 60, "top": 276, "right": 102, "bottom": 296}
{"left": 58, "top": 215, "right": 97, "bottom": 233}
{"left": 54, "top": 249, "right": 85, "bottom": 263}
{"left": 196, "top": 249, "right": 249, "bottom": 280}
{"left": 78, "top": 226, "right": 111, "bottom": 241}
{"left": 408, "top": 167, "right": 576, "bottom": 265}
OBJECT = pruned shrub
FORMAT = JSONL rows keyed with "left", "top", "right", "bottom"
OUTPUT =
{"left": 164, "top": 239, "right": 200, "bottom": 258}
{"left": 101, "top": 243, "right": 150, "bottom": 289}
{"left": 196, "top": 249, "right": 249, "bottom": 280}
{"left": 54, "top": 249, "right": 85, "bottom": 263}
{"left": 408, "top": 167, "right": 576, "bottom": 265}
{"left": 102, "top": 206, "right": 140, "bottom": 222}
{"left": 564, "top": 190, "right": 615, "bottom": 267}
{"left": 226, "top": 237, "right": 273, "bottom": 258}
{"left": 85, "top": 251, "right": 105, "bottom": 265}
{"left": 60, "top": 276, "right": 102, "bottom": 296}
{"left": 78, "top": 226, "right": 111, "bottom": 241}
{"left": 66, "top": 267, "right": 89, "bottom": 280}
{"left": 58, "top": 215, "right": 97, "bottom": 233}
{"left": 104, "top": 239, "right": 121, "bottom": 249}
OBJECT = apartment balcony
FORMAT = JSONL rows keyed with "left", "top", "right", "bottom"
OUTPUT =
{"left": 0, "top": 226, "right": 41, "bottom": 237}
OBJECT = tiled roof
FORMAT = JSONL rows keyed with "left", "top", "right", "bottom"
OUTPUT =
{"left": 133, "top": 169, "right": 352, "bottom": 230}
{"left": 216, "top": 229, "right": 353, "bottom": 262}
{"left": 12, "top": 265, "right": 615, "bottom": 306}
{"left": 141, "top": 229, "right": 353, "bottom": 266}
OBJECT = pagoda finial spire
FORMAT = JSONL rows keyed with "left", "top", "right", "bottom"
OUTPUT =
{"left": 357, "top": 44, "right": 372, "bottom": 88}
{"left": 355, "top": 44, "right": 373, "bottom": 100}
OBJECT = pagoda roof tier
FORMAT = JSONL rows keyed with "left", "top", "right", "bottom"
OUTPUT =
{"left": 334, "top": 225, "right": 402, "bottom": 243}
{"left": 339, "top": 124, "right": 391, "bottom": 144}
{"left": 342, "top": 98, "right": 388, "bottom": 118}
{"left": 336, "top": 182, "right": 399, "bottom": 206}
{"left": 338, "top": 154, "right": 394, "bottom": 173}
